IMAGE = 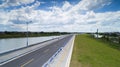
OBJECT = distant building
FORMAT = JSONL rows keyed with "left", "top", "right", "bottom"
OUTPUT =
{"left": 94, "top": 34, "right": 103, "bottom": 38}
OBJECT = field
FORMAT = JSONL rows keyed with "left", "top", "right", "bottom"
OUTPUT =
{"left": 70, "top": 34, "right": 120, "bottom": 67}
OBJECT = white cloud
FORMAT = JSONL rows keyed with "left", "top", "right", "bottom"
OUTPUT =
{"left": 62, "top": 1, "right": 72, "bottom": 11}
{"left": 74, "top": 0, "right": 111, "bottom": 10}
{"left": 0, "top": 11, "right": 10, "bottom": 25}
{"left": 0, "top": 0, "right": 120, "bottom": 32}
{"left": 0, "top": 0, "right": 35, "bottom": 8}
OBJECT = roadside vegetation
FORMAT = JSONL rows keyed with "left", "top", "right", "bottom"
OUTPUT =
{"left": 0, "top": 31, "right": 69, "bottom": 38}
{"left": 99, "top": 32, "right": 120, "bottom": 44}
{"left": 70, "top": 34, "right": 120, "bottom": 67}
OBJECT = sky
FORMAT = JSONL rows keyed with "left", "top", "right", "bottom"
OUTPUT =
{"left": 0, "top": 0, "right": 120, "bottom": 32}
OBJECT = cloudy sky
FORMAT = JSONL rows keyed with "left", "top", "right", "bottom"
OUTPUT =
{"left": 0, "top": 0, "right": 120, "bottom": 32}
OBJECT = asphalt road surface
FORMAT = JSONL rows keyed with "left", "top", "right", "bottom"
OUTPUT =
{"left": 0, "top": 35, "right": 73, "bottom": 67}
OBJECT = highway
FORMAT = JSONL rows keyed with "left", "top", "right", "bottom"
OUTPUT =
{"left": 0, "top": 35, "right": 73, "bottom": 67}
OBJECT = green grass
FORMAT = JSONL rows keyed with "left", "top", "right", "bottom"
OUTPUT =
{"left": 70, "top": 34, "right": 120, "bottom": 67}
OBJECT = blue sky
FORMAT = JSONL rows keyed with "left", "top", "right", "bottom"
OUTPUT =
{"left": 0, "top": 0, "right": 120, "bottom": 32}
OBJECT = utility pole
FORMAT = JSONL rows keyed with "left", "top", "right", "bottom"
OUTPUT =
{"left": 26, "top": 21, "right": 28, "bottom": 47}
{"left": 26, "top": 21, "right": 32, "bottom": 47}
{"left": 97, "top": 29, "right": 98, "bottom": 38}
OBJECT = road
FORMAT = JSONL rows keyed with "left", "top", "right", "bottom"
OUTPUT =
{"left": 0, "top": 35, "right": 73, "bottom": 67}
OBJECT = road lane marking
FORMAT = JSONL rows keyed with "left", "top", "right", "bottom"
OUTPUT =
{"left": 44, "top": 49, "right": 49, "bottom": 53}
{"left": 21, "top": 59, "right": 34, "bottom": 67}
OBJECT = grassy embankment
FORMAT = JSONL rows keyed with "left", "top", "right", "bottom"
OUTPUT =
{"left": 70, "top": 34, "right": 120, "bottom": 67}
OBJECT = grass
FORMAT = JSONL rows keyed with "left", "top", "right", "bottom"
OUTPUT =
{"left": 70, "top": 34, "right": 120, "bottom": 67}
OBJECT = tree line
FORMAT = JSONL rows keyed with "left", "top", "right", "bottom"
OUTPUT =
{"left": 0, "top": 31, "right": 70, "bottom": 38}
